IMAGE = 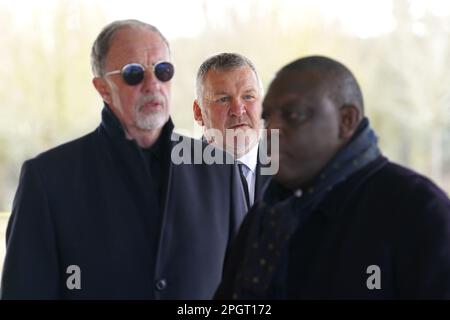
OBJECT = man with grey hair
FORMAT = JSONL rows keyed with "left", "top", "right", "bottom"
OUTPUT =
{"left": 1, "top": 20, "right": 246, "bottom": 299}
{"left": 194, "top": 53, "right": 271, "bottom": 209}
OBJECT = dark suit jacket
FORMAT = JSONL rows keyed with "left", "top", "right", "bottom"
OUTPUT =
{"left": 200, "top": 137, "right": 272, "bottom": 211}
{"left": 1, "top": 106, "right": 246, "bottom": 299}
{"left": 216, "top": 156, "right": 450, "bottom": 299}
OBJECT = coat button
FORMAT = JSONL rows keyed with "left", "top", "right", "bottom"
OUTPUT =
{"left": 155, "top": 279, "right": 167, "bottom": 291}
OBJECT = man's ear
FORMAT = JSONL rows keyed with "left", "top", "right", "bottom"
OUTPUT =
{"left": 92, "top": 77, "right": 112, "bottom": 105}
{"left": 339, "top": 104, "right": 361, "bottom": 139}
{"left": 193, "top": 100, "right": 204, "bottom": 126}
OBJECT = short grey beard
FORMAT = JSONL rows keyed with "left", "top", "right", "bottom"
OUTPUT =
{"left": 135, "top": 109, "right": 168, "bottom": 130}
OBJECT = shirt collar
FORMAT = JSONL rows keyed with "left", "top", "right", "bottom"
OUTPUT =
{"left": 236, "top": 143, "right": 259, "bottom": 174}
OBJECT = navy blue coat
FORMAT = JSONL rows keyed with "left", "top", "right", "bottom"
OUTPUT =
{"left": 216, "top": 156, "right": 450, "bottom": 299}
{"left": 1, "top": 108, "right": 246, "bottom": 299}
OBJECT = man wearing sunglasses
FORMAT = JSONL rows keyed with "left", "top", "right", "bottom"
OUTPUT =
{"left": 1, "top": 20, "right": 246, "bottom": 299}
{"left": 193, "top": 53, "right": 272, "bottom": 211}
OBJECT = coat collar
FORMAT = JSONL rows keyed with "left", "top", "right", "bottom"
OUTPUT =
{"left": 99, "top": 103, "right": 175, "bottom": 144}
{"left": 262, "top": 118, "right": 386, "bottom": 221}
{"left": 97, "top": 103, "right": 175, "bottom": 217}
{"left": 317, "top": 155, "right": 389, "bottom": 221}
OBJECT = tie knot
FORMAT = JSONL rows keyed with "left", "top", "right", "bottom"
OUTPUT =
{"left": 237, "top": 161, "right": 248, "bottom": 171}
{"left": 238, "top": 163, "right": 250, "bottom": 178}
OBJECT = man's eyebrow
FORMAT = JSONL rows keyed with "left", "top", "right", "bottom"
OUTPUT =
{"left": 212, "top": 91, "right": 229, "bottom": 96}
{"left": 210, "top": 88, "right": 258, "bottom": 96}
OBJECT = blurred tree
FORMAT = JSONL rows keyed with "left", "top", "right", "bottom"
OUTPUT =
{"left": 0, "top": 0, "right": 449, "bottom": 211}
{"left": 357, "top": 0, "right": 450, "bottom": 191}
{"left": 0, "top": 1, "right": 107, "bottom": 209}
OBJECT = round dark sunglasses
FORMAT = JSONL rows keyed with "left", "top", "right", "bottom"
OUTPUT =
{"left": 104, "top": 61, "right": 174, "bottom": 85}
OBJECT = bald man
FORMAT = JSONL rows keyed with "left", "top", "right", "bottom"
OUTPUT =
{"left": 215, "top": 56, "right": 450, "bottom": 299}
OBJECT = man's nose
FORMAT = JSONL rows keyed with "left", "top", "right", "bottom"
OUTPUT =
{"left": 229, "top": 98, "right": 245, "bottom": 116}
{"left": 141, "top": 69, "right": 160, "bottom": 92}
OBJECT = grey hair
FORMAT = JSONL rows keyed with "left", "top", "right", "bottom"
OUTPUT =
{"left": 90, "top": 19, "right": 170, "bottom": 77}
{"left": 195, "top": 52, "right": 263, "bottom": 103}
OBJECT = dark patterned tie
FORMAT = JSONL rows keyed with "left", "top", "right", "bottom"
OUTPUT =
{"left": 238, "top": 163, "right": 251, "bottom": 208}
